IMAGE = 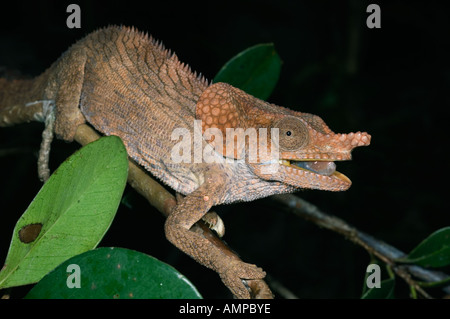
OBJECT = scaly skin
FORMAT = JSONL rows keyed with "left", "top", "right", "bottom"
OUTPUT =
{"left": 0, "top": 26, "right": 370, "bottom": 298}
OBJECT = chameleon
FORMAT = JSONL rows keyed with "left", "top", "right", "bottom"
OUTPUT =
{"left": 0, "top": 26, "right": 370, "bottom": 298}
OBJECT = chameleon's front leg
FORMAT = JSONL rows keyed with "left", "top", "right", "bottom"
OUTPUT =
{"left": 165, "top": 165, "right": 266, "bottom": 298}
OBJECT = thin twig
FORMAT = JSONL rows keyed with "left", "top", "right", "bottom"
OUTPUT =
{"left": 265, "top": 274, "right": 299, "bottom": 299}
{"left": 271, "top": 194, "right": 450, "bottom": 298}
{"left": 0, "top": 102, "right": 44, "bottom": 126}
{"left": 395, "top": 266, "right": 432, "bottom": 299}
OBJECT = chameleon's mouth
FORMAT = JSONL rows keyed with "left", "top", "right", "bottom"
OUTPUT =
{"left": 279, "top": 159, "right": 351, "bottom": 183}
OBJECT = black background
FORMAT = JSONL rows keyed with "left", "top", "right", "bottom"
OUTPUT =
{"left": 1, "top": 0, "right": 449, "bottom": 299}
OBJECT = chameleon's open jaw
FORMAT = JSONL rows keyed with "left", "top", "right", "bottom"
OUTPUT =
{"left": 279, "top": 159, "right": 351, "bottom": 184}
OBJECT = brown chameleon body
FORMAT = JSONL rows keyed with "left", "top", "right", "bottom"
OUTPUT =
{"left": 0, "top": 26, "right": 370, "bottom": 298}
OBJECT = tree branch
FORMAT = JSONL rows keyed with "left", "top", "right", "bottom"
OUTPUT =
{"left": 0, "top": 101, "right": 44, "bottom": 126}
{"left": 271, "top": 194, "right": 450, "bottom": 298}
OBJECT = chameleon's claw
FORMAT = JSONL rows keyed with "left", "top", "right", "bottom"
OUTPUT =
{"left": 202, "top": 211, "right": 225, "bottom": 237}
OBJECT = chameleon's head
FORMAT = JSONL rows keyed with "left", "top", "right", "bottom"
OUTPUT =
{"left": 196, "top": 82, "right": 371, "bottom": 191}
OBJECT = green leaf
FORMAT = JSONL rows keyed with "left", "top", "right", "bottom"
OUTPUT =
{"left": 25, "top": 247, "right": 202, "bottom": 299}
{"left": 213, "top": 43, "right": 282, "bottom": 100}
{"left": 361, "top": 278, "right": 395, "bottom": 299}
{"left": 0, "top": 136, "right": 128, "bottom": 288}
{"left": 395, "top": 227, "right": 450, "bottom": 268}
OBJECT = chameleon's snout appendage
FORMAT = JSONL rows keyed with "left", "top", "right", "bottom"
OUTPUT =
{"left": 336, "top": 131, "right": 371, "bottom": 149}
{"left": 275, "top": 130, "right": 371, "bottom": 191}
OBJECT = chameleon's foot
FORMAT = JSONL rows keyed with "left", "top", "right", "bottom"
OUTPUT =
{"left": 218, "top": 257, "right": 266, "bottom": 299}
{"left": 202, "top": 211, "right": 225, "bottom": 237}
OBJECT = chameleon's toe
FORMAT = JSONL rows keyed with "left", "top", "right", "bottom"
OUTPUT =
{"left": 219, "top": 258, "right": 266, "bottom": 299}
{"left": 202, "top": 211, "right": 225, "bottom": 237}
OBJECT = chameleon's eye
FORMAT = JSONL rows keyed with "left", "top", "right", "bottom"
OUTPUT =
{"left": 273, "top": 117, "right": 309, "bottom": 151}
